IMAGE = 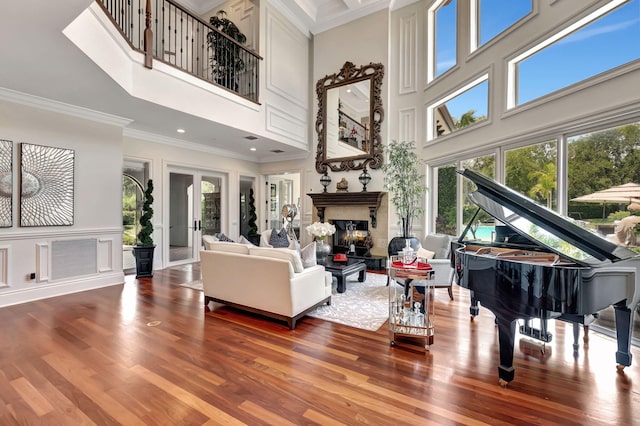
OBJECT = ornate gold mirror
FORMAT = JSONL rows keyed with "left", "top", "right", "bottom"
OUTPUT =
{"left": 315, "top": 62, "right": 384, "bottom": 172}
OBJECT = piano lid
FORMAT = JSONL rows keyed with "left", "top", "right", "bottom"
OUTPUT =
{"left": 459, "top": 169, "right": 637, "bottom": 266}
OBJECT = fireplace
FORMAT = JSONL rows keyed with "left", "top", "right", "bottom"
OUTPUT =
{"left": 331, "top": 219, "right": 369, "bottom": 256}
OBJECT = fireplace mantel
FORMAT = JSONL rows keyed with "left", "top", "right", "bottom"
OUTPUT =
{"left": 307, "top": 192, "right": 385, "bottom": 228}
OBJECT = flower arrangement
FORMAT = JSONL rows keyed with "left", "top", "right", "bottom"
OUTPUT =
{"left": 306, "top": 221, "right": 336, "bottom": 240}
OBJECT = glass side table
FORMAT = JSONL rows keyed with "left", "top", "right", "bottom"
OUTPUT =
{"left": 388, "top": 255, "right": 435, "bottom": 350}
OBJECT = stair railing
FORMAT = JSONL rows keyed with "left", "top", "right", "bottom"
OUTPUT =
{"left": 96, "top": 0, "right": 261, "bottom": 103}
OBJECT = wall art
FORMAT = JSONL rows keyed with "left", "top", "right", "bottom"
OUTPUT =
{"left": 20, "top": 143, "right": 75, "bottom": 227}
{"left": 0, "top": 140, "right": 11, "bottom": 227}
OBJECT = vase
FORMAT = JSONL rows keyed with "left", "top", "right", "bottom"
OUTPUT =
{"left": 315, "top": 239, "right": 331, "bottom": 265}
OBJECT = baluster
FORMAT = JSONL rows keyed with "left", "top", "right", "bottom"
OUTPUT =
{"left": 143, "top": 0, "right": 152, "bottom": 68}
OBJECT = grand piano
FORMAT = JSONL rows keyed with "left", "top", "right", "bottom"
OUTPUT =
{"left": 453, "top": 169, "right": 640, "bottom": 386}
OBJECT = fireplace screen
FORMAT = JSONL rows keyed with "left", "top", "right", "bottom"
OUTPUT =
{"left": 331, "top": 219, "right": 369, "bottom": 255}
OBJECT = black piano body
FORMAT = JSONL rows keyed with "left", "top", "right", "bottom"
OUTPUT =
{"left": 453, "top": 169, "right": 640, "bottom": 386}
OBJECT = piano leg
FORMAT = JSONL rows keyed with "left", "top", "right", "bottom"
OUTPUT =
{"left": 469, "top": 291, "right": 479, "bottom": 320}
{"left": 614, "top": 303, "right": 633, "bottom": 370}
{"left": 572, "top": 323, "right": 580, "bottom": 353}
{"left": 497, "top": 317, "right": 517, "bottom": 386}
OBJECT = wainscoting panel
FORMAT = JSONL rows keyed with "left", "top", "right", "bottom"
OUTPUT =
{"left": 399, "top": 107, "right": 417, "bottom": 145}
{"left": 51, "top": 239, "right": 97, "bottom": 281}
{"left": 265, "top": 103, "right": 307, "bottom": 147}
{"left": 399, "top": 12, "right": 418, "bottom": 94}
{"left": 98, "top": 238, "right": 113, "bottom": 273}
{"left": 36, "top": 242, "right": 49, "bottom": 283}
{"left": 0, "top": 246, "right": 9, "bottom": 287}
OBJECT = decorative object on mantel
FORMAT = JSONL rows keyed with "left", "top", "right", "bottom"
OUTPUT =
{"left": 308, "top": 192, "right": 385, "bottom": 228}
{"left": 336, "top": 178, "right": 349, "bottom": 192}
{"left": 359, "top": 166, "right": 371, "bottom": 192}
{"left": 382, "top": 140, "right": 427, "bottom": 256}
{"left": 315, "top": 61, "right": 385, "bottom": 172}
{"left": 306, "top": 221, "right": 336, "bottom": 264}
{"left": 320, "top": 171, "right": 331, "bottom": 193}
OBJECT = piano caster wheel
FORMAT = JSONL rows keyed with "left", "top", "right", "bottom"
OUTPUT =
{"left": 390, "top": 341, "right": 396, "bottom": 347}
{"left": 498, "top": 378, "right": 509, "bottom": 387}
{"left": 616, "top": 364, "right": 626, "bottom": 372}
{"left": 470, "top": 316, "right": 475, "bottom": 322}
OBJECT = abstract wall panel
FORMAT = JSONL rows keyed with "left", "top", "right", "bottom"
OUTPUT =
{"left": 20, "top": 143, "right": 74, "bottom": 227}
{"left": 0, "top": 140, "right": 11, "bottom": 227}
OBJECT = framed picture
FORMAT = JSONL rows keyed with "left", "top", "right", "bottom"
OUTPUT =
{"left": 0, "top": 140, "right": 12, "bottom": 227}
{"left": 270, "top": 183, "right": 277, "bottom": 213}
{"left": 20, "top": 143, "right": 75, "bottom": 227}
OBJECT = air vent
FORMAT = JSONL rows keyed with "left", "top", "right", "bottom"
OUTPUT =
{"left": 270, "top": 149, "right": 284, "bottom": 153}
{"left": 244, "top": 135, "right": 258, "bottom": 140}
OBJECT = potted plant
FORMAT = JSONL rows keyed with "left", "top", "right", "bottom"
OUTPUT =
{"left": 207, "top": 10, "right": 247, "bottom": 91}
{"left": 246, "top": 187, "right": 260, "bottom": 245}
{"left": 306, "top": 221, "right": 336, "bottom": 265}
{"left": 382, "top": 140, "right": 427, "bottom": 256}
{"left": 133, "top": 179, "right": 155, "bottom": 278}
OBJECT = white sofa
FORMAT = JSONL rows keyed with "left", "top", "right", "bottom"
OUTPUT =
{"left": 200, "top": 241, "right": 331, "bottom": 329}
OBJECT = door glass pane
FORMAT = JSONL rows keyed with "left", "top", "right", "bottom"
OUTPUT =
{"left": 201, "top": 176, "right": 222, "bottom": 238}
{"left": 169, "top": 172, "right": 194, "bottom": 262}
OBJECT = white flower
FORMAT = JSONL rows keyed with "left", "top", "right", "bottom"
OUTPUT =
{"left": 306, "top": 221, "right": 336, "bottom": 238}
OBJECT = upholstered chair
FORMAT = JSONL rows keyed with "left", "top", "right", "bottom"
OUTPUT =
{"left": 421, "top": 233, "right": 456, "bottom": 300}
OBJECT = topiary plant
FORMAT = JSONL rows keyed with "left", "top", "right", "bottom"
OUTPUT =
{"left": 248, "top": 187, "right": 258, "bottom": 236}
{"left": 137, "top": 179, "right": 154, "bottom": 247}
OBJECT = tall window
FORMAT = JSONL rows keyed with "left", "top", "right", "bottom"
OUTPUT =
{"left": 473, "top": 0, "right": 532, "bottom": 49}
{"left": 428, "top": 0, "right": 457, "bottom": 81}
{"left": 505, "top": 141, "right": 558, "bottom": 210}
{"left": 461, "top": 154, "right": 495, "bottom": 235}
{"left": 429, "top": 75, "right": 488, "bottom": 140}
{"left": 434, "top": 164, "right": 457, "bottom": 235}
{"left": 568, "top": 122, "right": 640, "bottom": 226}
{"left": 509, "top": 0, "right": 640, "bottom": 107}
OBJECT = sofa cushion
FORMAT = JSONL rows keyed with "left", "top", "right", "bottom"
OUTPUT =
{"left": 207, "top": 241, "right": 250, "bottom": 255}
{"left": 422, "top": 234, "right": 452, "bottom": 259}
{"left": 249, "top": 247, "right": 304, "bottom": 273}
{"left": 268, "top": 228, "right": 290, "bottom": 248}
{"left": 300, "top": 242, "right": 317, "bottom": 268}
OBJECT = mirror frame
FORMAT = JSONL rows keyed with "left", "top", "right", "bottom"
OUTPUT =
{"left": 315, "top": 61, "right": 384, "bottom": 173}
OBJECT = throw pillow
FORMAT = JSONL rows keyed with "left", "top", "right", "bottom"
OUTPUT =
{"left": 238, "top": 235, "right": 255, "bottom": 246}
{"left": 417, "top": 247, "right": 435, "bottom": 260}
{"left": 268, "top": 228, "right": 289, "bottom": 248}
{"left": 300, "top": 242, "right": 317, "bottom": 268}
{"left": 215, "top": 233, "right": 234, "bottom": 243}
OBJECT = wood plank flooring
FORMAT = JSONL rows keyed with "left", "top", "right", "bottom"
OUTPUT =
{"left": 0, "top": 263, "right": 638, "bottom": 425}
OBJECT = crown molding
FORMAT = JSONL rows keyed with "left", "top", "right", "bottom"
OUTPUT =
{"left": 0, "top": 87, "right": 132, "bottom": 127}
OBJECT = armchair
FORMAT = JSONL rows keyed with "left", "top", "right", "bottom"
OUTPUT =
{"left": 421, "top": 233, "right": 456, "bottom": 300}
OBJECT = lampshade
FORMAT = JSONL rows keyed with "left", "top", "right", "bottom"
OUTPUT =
{"left": 359, "top": 167, "right": 371, "bottom": 192}
{"left": 320, "top": 172, "right": 331, "bottom": 192}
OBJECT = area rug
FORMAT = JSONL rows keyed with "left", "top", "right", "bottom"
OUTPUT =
{"left": 179, "top": 273, "right": 389, "bottom": 332}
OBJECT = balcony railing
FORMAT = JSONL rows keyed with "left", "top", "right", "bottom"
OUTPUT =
{"left": 96, "top": 0, "right": 261, "bottom": 103}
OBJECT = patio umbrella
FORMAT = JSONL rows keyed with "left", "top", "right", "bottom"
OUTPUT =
{"left": 571, "top": 182, "right": 640, "bottom": 218}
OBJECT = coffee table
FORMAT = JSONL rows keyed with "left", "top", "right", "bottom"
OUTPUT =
{"left": 323, "top": 258, "right": 367, "bottom": 293}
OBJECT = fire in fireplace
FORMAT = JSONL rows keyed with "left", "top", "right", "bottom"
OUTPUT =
{"left": 331, "top": 219, "right": 369, "bottom": 256}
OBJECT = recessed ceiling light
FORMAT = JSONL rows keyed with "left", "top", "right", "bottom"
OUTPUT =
{"left": 245, "top": 135, "right": 258, "bottom": 140}
{"left": 250, "top": 147, "right": 257, "bottom": 151}
{"left": 177, "top": 128, "right": 186, "bottom": 133}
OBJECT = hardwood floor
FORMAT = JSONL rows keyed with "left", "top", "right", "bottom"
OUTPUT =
{"left": 0, "top": 263, "right": 638, "bottom": 425}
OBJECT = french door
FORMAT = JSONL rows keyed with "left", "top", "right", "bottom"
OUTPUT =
{"left": 168, "top": 168, "right": 224, "bottom": 265}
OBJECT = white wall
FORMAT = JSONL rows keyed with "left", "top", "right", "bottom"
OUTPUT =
{"left": 0, "top": 96, "right": 125, "bottom": 307}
